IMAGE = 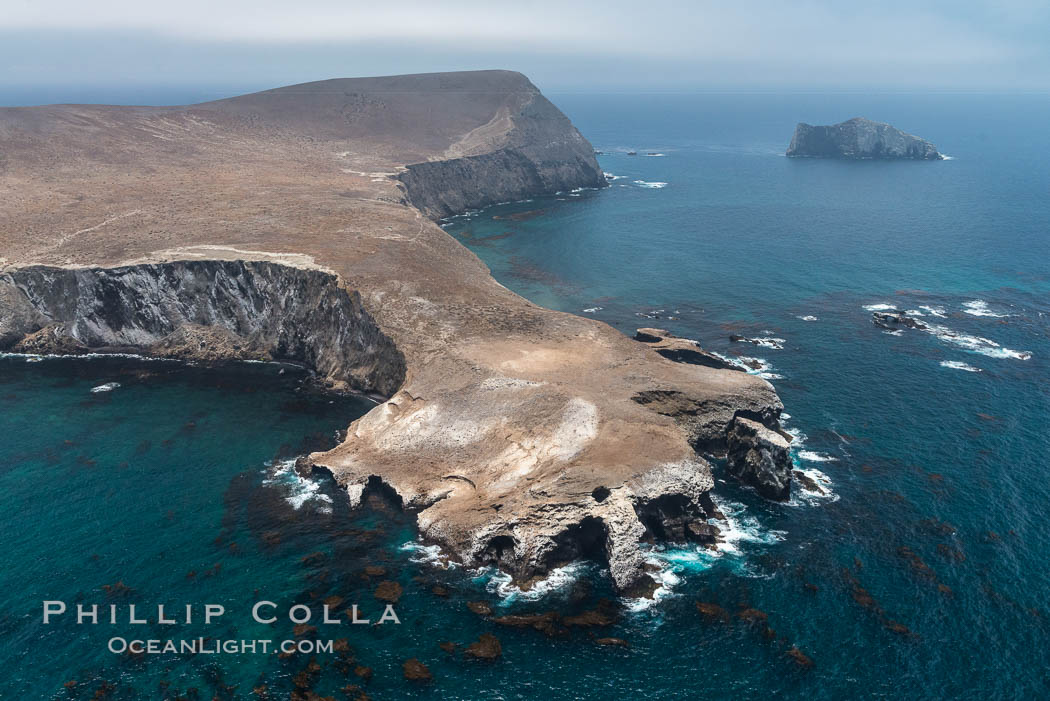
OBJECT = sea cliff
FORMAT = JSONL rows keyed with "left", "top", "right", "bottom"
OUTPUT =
{"left": 0, "top": 70, "right": 787, "bottom": 594}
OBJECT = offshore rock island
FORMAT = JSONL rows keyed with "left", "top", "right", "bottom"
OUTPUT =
{"left": 787, "top": 117, "right": 942, "bottom": 160}
{"left": 0, "top": 70, "right": 788, "bottom": 595}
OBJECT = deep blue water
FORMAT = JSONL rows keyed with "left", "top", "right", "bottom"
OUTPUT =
{"left": 442, "top": 93, "right": 1050, "bottom": 697}
{"left": 3, "top": 93, "right": 1050, "bottom": 699}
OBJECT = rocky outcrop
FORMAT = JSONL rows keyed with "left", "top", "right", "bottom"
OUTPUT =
{"left": 725, "top": 416, "right": 794, "bottom": 501}
{"left": 786, "top": 117, "right": 941, "bottom": 160}
{"left": 871, "top": 309, "right": 927, "bottom": 330}
{"left": 634, "top": 328, "right": 741, "bottom": 371}
{"left": 0, "top": 70, "right": 788, "bottom": 596}
{"left": 631, "top": 389, "right": 782, "bottom": 455}
{"left": 398, "top": 78, "right": 605, "bottom": 219}
{"left": 0, "top": 261, "right": 404, "bottom": 396}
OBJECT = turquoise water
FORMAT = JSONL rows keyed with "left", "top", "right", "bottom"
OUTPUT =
{"left": 4, "top": 94, "right": 1050, "bottom": 699}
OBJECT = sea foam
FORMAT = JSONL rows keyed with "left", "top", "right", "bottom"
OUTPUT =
{"left": 400, "top": 540, "right": 457, "bottom": 569}
{"left": 475, "top": 562, "right": 588, "bottom": 603}
{"left": 926, "top": 324, "right": 1031, "bottom": 360}
{"left": 919, "top": 305, "right": 948, "bottom": 318}
{"left": 262, "top": 458, "right": 333, "bottom": 513}
{"left": 962, "top": 299, "right": 1010, "bottom": 317}
{"left": 797, "top": 450, "right": 838, "bottom": 462}
{"left": 863, "top": 304, "right": 1031, "bottom": 360}
{"left": 940, "top": 360, "right": 982, "bottom": 372}
{"left": 628, "top": 496, "right": 785, "bottom": 609}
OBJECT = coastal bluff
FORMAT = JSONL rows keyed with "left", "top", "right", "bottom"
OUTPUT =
{"left": 0, "top": 70, "right": 787, "bottom": 595}
{"left": 787, "top": 117, "right": 942, "bottom": 160}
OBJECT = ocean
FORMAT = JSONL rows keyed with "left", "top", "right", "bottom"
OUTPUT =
{"left": 3, "top": 92, "right": 1050, "bottom": 698}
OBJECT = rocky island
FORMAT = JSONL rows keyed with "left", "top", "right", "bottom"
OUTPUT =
{"left": 0, "top": 70, "right": 791, "bottom": 595}
{"left": 786, "top": 117, "right": 942, "bottom": 160}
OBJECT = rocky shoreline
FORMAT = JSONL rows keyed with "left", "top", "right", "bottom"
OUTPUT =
{"left": 0, "top": 70, "right": 791, "bottom": 595}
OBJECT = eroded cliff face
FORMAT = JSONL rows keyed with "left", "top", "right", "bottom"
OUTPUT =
{"left": 313, "top": 371, "right": 782, "bottom": 595}
{"left": 399, "top": 147, "right": 605, "bottom": 220}
{"left": 0, "top": 70, "right": 790, "bottom": 597}
{"left": 726, "top": 416, "right": 794, "bottom": 501}
{"left": 398, "top": 88, "right": 606, "bottom": 219}
{"left": 0, "top": 261, "right": 405, "bottom": 396}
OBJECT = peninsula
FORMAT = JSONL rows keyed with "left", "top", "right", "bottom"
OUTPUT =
{"left": 786, "top": 117, "right": 942, "bottom": 160}
{"left": 0, "top": 70, "right": 789, "bottom": 595}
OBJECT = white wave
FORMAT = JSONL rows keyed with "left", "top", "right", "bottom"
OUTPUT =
{"left": 926, "top": 324, "right": 1031, "bottom": 359}
{"left": 940, "top": 360, "right": 982, "bottom": 372}
{"left": 797, "top": 450, "right": 837, "bottom": 462}
{"left": 962, "top": 299, "right": 1010, "bottom": 318}
{"left": 633, "top": 180, "right": 668, "bottom": 189}
{"left": 1, "top": 350, "right": 173, "bottom": 363}
{"left": 400, "top": 540, "right": 457, "bottom": 569}
{"left": 797, "top": 315, "right": 818, "bottom": 321}
{"left": 778, "top": 420, "right": 841, "bottom": 504}
{"left": 628, "top": 496, "right": 784, "bottom": 608}
{"left": 917, "top": 305, "right": 946, "bottom": 318}
{"left": 475, "top": 562, "right": 587, "bottom": 603}
{"left": 940, "top": 154, "right": 955, "bottom": 160}
{"left": 753, "top": 337, "right": 785, "bottom": 350}
{"left": 624, "top": 551, "right": 702, "bottom": 612}
{"left": 0, "top": 352, "right": 43, "bottom": 361}
{"left": 0, "top": 351, "right": 291, "bottom": 370}
{"left": 440, "top": 208, "right": 481, "bottom": 224}
{"left": 261, "top": 458, "right": 333, "bottom": 513}
{"left": 711, "top": 353, "right": 780, "bottom": 379}
{"left": 710, "top": 495, "right": 786, "bottom": 555}
{"left": 582, "top": 306, "right": 603, "bottom": 313}
{"left": 904, "top": 309, "right": 925, "bottom": 316}
{"left": 90, "top": 382, "right": 121, "bottom": 393}
{"left": 863, "top": 302, "right": 898, "bottom": 311}
{"left": 866, "top": 306, "right": 1030, "bottom": 359}
{"left": 602, "top": 172, "right": 626, "bottom": 180}
{"left": 644, "top": 153, "right": 666, "bottom": 157}
{"left": 788, "top": 467, "right": 839, "bottom": 505}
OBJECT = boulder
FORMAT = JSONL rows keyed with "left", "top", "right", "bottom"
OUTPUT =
{"left": 726, "top": 417, "right": 793, "bottom": 501}
{"left": 872, "top": 310, "right": 927, "bottom": 330}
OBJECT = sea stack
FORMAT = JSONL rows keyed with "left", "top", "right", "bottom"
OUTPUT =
{"left": 786, "top": 117, "right": 941, "bottom": 160}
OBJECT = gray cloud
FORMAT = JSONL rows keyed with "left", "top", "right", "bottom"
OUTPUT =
{"left": 1, "top": 1, "right": 1047, "bottom": 103}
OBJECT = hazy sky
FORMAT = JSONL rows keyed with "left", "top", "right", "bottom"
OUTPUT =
{"left": 2, "top": 0, "right": 1048, "bottom": 100}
